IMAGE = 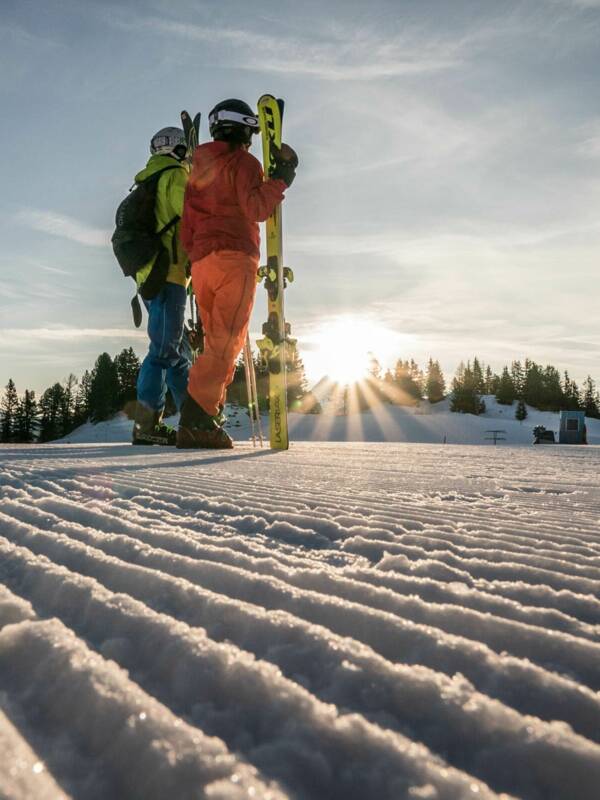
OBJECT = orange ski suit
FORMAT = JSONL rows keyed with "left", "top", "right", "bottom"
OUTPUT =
{"left": 181, "top": 141, "right": 286, "bottom": 416}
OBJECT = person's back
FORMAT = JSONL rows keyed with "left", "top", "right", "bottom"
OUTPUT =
{"left": 182, "top": 140, "right": 284, "bottom": 263}
{"left": 134, "top": 151, "right": 188, "bottom": 292}
{"left": 132, "top": 126, "right": 192, "bottom": 447}
{"left": 177, "top": 98, "right": 298, "bottom": 449}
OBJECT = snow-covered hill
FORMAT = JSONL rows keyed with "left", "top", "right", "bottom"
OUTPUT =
{"left": 1, "top": 440, "right": 600, "bottom": 799}
{"left": 59, "top": 396, "right": 600, "bottom": 446}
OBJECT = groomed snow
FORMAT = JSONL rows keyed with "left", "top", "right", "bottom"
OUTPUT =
{"left": 1, "top": 439, "right": 599, "bottom": 799}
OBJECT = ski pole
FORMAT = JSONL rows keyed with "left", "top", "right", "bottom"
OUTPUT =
{"left": 246, "top": 334, "right": 264, "bottom": 447}
{"left": 242, "top": 339, "right": 257, "bottom": 447}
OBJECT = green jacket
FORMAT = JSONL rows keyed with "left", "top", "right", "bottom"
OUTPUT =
{"left": 134, "top": 154, "right": 189, "bottom": 289}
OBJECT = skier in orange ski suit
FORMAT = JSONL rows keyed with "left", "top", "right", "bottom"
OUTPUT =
{"left": 177, "top": 98, "right": 297, "bottom": 449}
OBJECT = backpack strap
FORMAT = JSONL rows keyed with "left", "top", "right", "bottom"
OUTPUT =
{"left": 140, "top": 163, "right": 183, "bottom": 238}
{"left": 137, "top": 162, "right": 181, "bottom": 188}
{"left": 157, "top": 214, "right": 180, "bottom": 236}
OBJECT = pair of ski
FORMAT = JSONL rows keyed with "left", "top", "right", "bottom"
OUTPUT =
{"left": 180, "top": 96, "right": 293, "bottom": 450}
{"left": 180, "top": 111, "right": 204, "bottom": 363}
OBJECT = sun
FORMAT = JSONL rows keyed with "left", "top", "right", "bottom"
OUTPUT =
{"left": 303, "top": 315, "right": 408, "bottom": 386}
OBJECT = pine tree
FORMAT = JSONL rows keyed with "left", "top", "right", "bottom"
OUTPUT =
{"left": 510, "top": 361, "right": 525, "bottom": 397}
{"left": 540, "top": 365, "right": 564, "bottom": 411}
{"left": 60, "top": 374, "right": 77, "bottom": 435}
{"left": 393, "top": 359, "right": 423, "bottom": 405}
{"left": 484, "top": 365, "right": 496, "bottom": 395}
{"left": 38, "top": 383, "right": 66, "bottom": 442}
{"left": 563, "top": 371, "right": 582, "bottom": 411}
{"left": 114, "top": 347, "right": 140, "bottom": 411}
{"left": 253, "top": 352, "right": 269, "bottom": 412}
{"left": 472, "top": 357, "right": 485, "bottom": 394}
{"left": 0, "top": 379, "right": 19, "bottom": 442}
{"left": 583, "top": 376, "right": 600, "bottom": 419}
{"left": 450, "top": 361, "right": 485, "bottom": 415}
{"left": 570, "top": 380, "right": 582, "bottom": 410}
{"left": 495, "top": 367, "right": 515, "bottom": 405}
{"left": 490, "top": 373, "right": 501, "bottom": 395}
{"left": 408, "top": 359, "right": 424, "bottom": 397}
{"left": 89, "top": 353, "right": 120, "bottom": 422}
{"left": 515, "top": 399, "right": 528, "bottom": 422}
{"left": 287, "top": 348, "right": 308, "bottom": 410}
{"left": 425, "top": 359, "right": 445, "bottom": 404}
{"left": 14, "top": 390, "right": 39, "bottom": 442}
{"left": 524, "top": 360, "right": 544, "bottom": 408}
{"left": 74, "top": 370, "right": 92, "bottom": 426}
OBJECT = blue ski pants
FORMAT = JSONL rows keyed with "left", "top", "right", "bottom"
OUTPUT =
{"left": 136, "top": 282, "right": 191, "bottom": 413}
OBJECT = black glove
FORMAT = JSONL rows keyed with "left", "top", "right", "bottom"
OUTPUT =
{"left": 269, "top": 143, "right": 298, "bottom": 188}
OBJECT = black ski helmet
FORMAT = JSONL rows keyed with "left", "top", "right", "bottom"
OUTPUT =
{"left": 208, "top": 99, "right": 259, "bottom": 144}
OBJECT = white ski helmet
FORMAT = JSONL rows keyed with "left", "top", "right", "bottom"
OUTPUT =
{"left": 150, "top": 126, "right": 186, "bottom": 157}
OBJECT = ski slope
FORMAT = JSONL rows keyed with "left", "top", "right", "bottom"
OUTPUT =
{"left": 1, "top": 440, "right": 600, "bottom": 799}
{"left": 58, "top": 396, "right": 600, "bottom": 446}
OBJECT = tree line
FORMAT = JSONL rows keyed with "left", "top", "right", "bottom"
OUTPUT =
{"left": 0, "top": 348, "right": 141, "bottom": 444}
{"left": 2, "top": 350, "right": 599, "bottom": 442}
{"left": 0, "top": 344, "right": 312, "bottom": 444}
{"left": 449, "top": 357, "right": 600, "bottom": 419}
{"left": 326, "top": 354, "right": 599, "bottom": 421}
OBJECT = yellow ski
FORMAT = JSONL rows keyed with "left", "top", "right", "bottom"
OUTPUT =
{"left": 257, "top": 94, "right": 294, "bottom": 450}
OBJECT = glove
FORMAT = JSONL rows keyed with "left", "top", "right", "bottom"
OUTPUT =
{"left": 269, "top": 143, "right": 298, "bottom": 187}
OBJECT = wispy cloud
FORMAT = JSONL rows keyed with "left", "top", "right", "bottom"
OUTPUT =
{"left": 559, "top": 0, "right": 600, "bottom": 7}
{"left": 14, "top": 209, "right": 111, "bottom": 247}
{"left": 0, "top": 21, "right": 61, "bottom": 48}
{"left": 37, "top": 264, "right": 72, "bottom": 275}
{"left": 576, "top": 120, "right": 600, "bottom": 158}
{"left": 0, "top": 327, "right": 143, "bottom": 344}
{"left": 109, "top": 14, "right": 465, "bottom": 80}
{"left": 289, "top": 217, "right": 600, "bottom": 261}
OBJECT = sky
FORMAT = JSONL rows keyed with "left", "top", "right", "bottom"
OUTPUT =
{"left": 1, "top": 0, "right": 600, "bottom": 395}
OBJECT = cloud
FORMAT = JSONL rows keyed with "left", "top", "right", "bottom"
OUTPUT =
{"left": 14, "top": 209, "right": 111, "bottom": 247}
{"left": 0, "top": 21, "right": 61, "bottom": 48}
{"left": 576, "top": 120, "right": 600, "bottom": 158}
{"left": 37, "top": 264, "right": 72, "bottom": 275}
{"left": 0, "top": 327, "right": 143, "bottom": 344}
{"left": 109, "top": 14, "right": 465, "bottom": 80}
{"left": 289, "top": 216, "right": 600, "bottom": 263}
{"left": 561, "top": 0, "right": 600, "bottom": 6}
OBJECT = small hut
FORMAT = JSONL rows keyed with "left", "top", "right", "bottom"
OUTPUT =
{"left": 559, "top": 410, "right": 587, "bottom": 444}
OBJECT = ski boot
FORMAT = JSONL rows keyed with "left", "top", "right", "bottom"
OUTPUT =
{"left": 132, "top": 403, "right": 177, "bottom": 446}
{"left": 176, "top": 393, "right": 233, "bottom": 449}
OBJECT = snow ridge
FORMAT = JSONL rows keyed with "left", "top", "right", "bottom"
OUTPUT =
{"left": 1, "top": 440, "right": 599, "bottom": 799}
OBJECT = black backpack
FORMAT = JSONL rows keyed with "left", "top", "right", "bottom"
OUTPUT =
{"left": 111, "top": 164, "right": 181, "bottom": 305}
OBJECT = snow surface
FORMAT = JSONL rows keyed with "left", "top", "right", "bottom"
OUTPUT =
{"left": 57, "top": 396, "right": 600, "bottom": 446}
{"left": 1, "top": 439, "right": 600, "bottom": 799}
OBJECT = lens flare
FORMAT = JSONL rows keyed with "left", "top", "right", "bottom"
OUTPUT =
{"left": 303, "top": 315, "right": 411, "bottom": 386}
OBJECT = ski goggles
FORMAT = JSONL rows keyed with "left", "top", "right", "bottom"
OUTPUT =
{"left": 209, "top": 109, "right": 260, "bottom": 132}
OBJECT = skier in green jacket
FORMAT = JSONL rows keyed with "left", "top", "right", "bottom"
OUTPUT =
{"left": 132, "top": 127, "right": 192, "bottom": 446}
